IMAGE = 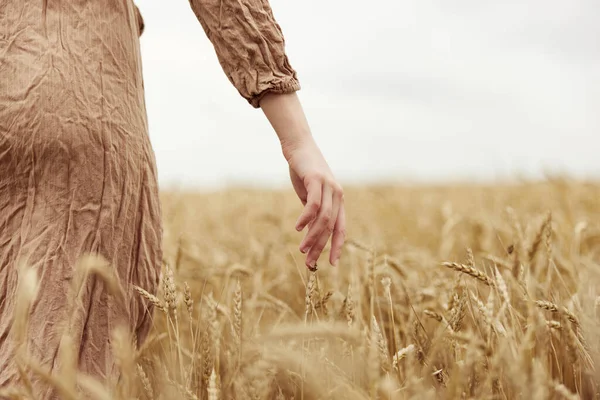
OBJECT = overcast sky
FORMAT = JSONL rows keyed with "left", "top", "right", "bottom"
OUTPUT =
{"left": 137, "top": 0, "right": 599, "bottom": 189}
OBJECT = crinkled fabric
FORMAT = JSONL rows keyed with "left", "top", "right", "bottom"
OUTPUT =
{"left": 0, "top": 0, "right": 299, "bottom": 398}
{"left": 188, "top": 0, "right": 301, "bottom": 107}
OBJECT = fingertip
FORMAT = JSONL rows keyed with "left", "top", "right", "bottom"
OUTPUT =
{"left": 329, "top": 252, "right": 338, "bottom": 267}
{"left": 294, "top": 216, "right": 304, "bottom": 230}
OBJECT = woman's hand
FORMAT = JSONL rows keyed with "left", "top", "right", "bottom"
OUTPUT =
{"left": 286, "top": 139, "right": 346, "bottom": 269}
{"left": 260, "top": 92, "right": 346, "bottom": 269}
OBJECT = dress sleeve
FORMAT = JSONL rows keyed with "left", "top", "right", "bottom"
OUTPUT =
{"left": 188, "top": 0, "right": 301, "bottom": 108}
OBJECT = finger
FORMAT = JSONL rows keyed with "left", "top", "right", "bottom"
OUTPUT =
{"left": 306, "top": 185, "right": 341, "bottom": 268}
{"left": 300, "top": 185, "right": 333, "bottom": 260}
{"left": 300, "top": 184, "right": 331, "bottom": 253}
{"left": 329, "top": 202, "right": 346, "bottom": 266}
{"left": 306, "top": 222, "right": 332, "bottom": 269}
{"left": 295, "top": 178, "right": 322, "bottom": 232}
{"left": 322, "top": 186, "right": 342, "bottom": 265}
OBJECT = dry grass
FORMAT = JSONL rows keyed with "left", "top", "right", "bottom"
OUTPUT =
{"left": 3, "top": 178, "right": 600, "bottom": 399}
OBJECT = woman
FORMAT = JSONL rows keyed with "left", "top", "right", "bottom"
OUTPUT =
{"left": 0, "top": 0, "right": 345, "bottom": 396}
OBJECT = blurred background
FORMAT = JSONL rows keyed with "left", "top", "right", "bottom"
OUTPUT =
{"left": 137, "top": 0, "right": 599, "bottom": 190}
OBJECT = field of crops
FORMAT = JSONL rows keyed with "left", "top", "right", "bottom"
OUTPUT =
{"left": 4, "top": 179, "right": 600, "bottom": 399}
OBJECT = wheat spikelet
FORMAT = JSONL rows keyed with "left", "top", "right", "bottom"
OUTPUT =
{"left": 304, "top": 272, "right": 316, "bottom": 320}
{"left": 485, "top": 290, "right": 495, "bottom": 322}
{"left": 466, "top": 248, "right": 475, "bottom": 267}
{"left": 536, "top": 300, "right": 559, "bottom": 312}
{"left": 183, "top": 281, "right": 193, "bottom": 319}
{"left": 470, "top": 292, "right": 488, "bottom": 321}
{"left": 314, "top": 290, "right": 334, "bottom": 316}
{"left": 535, "top": 300, "right": 579, "bottom": 326}
{"left": 371, "top": 316, "right": 391, "bottom": 372}
{"left": 201, "top": 330, "right": 213, "bottom": 389}
{"left": 442, "top": 262, "right": 494, "bottom": 286}
{"left": 392, "top": 344, "right": 414, "bottom": 370}
{"left": 470, "top": 291, "right": 495, "bottom": 339}
{"left": 340, "top": 285, "right": 355, "bottom": 358}
{"left": 207, "top": 368, "right": 220, "bottom": 400}
{"left": 564, "top": 324, "right": 581, "bottom": 364}
{"left": 321, "top": 289, "right": 334, "bottom": 305}
{"left": 163, "top": 264, "right": 177, "bottom": 313}
{"left": 381, "top": 276, "right": 392, "bottom": 296}
{"left": 528, "top": 212, "right": 552, "bottom": 263}
{"left": 545, "top": 212, "right": 553, "bottom": 268}
{"left": 367, "top": 320, "right": 380, "bottom": 399}
{"left": 342, "top": 283, "right": 355, "bottom": 327}
{"left": 424, "top": 309, "right": 444, "bottom": 323}
{"left": 507, "top": 207, "right": 525, "bottom": 279}
{"left": 546, "top": 320, "right": 562, "bottom": 329}
{"left": 137, "top": 364, "right": 154, "bottom": 400}
{"left": 446, "top": 276, "right": 461, "bottom": 313}
{"left": 449, "top": 286, "right": 466, "bottom": 332}
{"left": 381, "top": 275, "right": 400, "bottom": 351}
{"left": 205, "top": 292, "right": 221, "bottom": 374}
{"left": 494, "top": 267, "right": 510, "bottom": 306}
{"left": 231, "top": 279, "right": 243, "bottom": 364}
{"left": 134, "top": 285, "right": 167, "bottom": 314}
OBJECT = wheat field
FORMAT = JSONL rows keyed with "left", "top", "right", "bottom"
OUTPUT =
{"left": 3, "top": 179, "right": 600, "bottom": 399}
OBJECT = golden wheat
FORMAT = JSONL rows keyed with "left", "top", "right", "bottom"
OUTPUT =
{"left": 2, "top": 180, "right": 600, "bottom": 399}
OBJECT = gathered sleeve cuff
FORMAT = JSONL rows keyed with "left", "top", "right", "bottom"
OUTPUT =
{"left": 188, "top": 0, "right": 301, "bottom": 108}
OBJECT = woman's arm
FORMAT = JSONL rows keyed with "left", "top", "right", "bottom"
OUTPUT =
{"left": 186, "top": 0, "right": 345, "bottom": 268}
{"left": 260, "top": 92, "right": 345, "bottom": 269}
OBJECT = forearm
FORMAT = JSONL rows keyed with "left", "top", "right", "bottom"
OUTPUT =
{"left": 260, "top": 92, "right": 345, "bottom": 268}
{"left": 260, "top": 92, "right": 316, "bottom": 161}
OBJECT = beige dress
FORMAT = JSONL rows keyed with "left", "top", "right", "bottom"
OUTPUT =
{"left": 0, "top": 0, "right": 299, "bottom": 395}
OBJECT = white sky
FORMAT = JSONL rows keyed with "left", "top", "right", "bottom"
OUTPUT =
{"left": 137, "top": 0, "right": 600, "bottom": 190}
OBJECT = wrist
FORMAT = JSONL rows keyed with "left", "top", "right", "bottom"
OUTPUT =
{"left": 260, "top": 92, "right": 315, "bottom": 161}
{"left": 280, "top": 134, "right": 316, "bottom": 162}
